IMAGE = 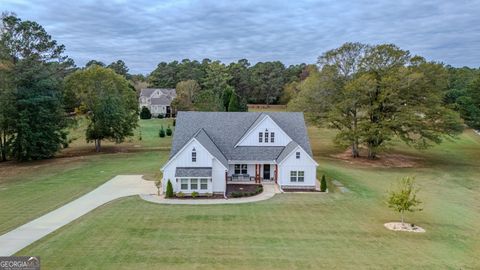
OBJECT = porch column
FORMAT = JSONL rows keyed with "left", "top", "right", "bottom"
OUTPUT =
{"left": 255, "top": 164, "right": 260, "bottom": 183}
{"left": 274, "top": 164, "right": 278, "bottom": 184}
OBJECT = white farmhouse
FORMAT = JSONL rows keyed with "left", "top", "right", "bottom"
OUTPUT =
{"left": 161, "top": 112, "right": 318, "bottom": 195}
{"left": 139, "top": 88, "right": 176, "bottom": 117}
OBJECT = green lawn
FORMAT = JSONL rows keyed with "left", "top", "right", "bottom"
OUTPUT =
{"left": 67, "top": 117, "right": 174, "bottom": 150}
{"left": 0, "top": 118, "right": 172, "bottom": 234}
{"left": 13, "top": 126, "right": 480, "bottom": 269}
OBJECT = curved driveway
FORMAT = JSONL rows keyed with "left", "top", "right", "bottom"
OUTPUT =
{"left": 0, "top": 175, "right": 153, "bottom": 256}
{"left": 0, "top": 175, "right": 279, "bottom": 255}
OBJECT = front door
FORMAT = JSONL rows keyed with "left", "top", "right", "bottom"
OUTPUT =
{"left": 263, "top": 164, "right": 270, "bottom": 180}
{"left": 166, "top": 106, "right": 171, "bottom": 117}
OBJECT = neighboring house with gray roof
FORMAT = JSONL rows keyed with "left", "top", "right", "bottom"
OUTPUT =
{"left": 139, "top": 88, "right": 176, "bottom": 117}
{"left": 161, "top": 111, "right": 318, "bottom": 195}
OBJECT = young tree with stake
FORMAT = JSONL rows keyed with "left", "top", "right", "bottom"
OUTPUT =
{"left": 387, "top": 176, "right": 423, "bottom": 226}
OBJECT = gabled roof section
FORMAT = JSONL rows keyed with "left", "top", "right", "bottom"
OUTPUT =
{"left": 193, "top": 128, "right": 228, "bottom": 168}
{"left": 233, "top": 113, "right": 266, "bottom": 147}
{"left": 276, "top": 141, "right": 299, "bottom": 163}
{"left": 151, "top": 95, "right": 174, "bottom": 105}
{"left": 234, "top": 113, "right": 293, "bottom": 147}
{"left": 139, "top": 88, "right": 176, "bottom": 98}
{"left": 139, "top": 88, "right": 156, "bottom": 97}
{"left": 169, "top": 112, "right": 314, "bottom": 162}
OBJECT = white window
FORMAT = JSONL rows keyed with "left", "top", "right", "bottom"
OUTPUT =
{"left": 259, "top": 132, "right": 263, "bottom": 143}
{"left": 192, "top": 148, "right": 196, "bottom": 162}
{"left": 190, "top": 179, "right": 198, "bottom": 190}
{"left": 296, "top": 152, "right": 300, "bottom": 159}
{"left": 290, "top": 171, "right": 305, "bottom": 182}
{"left": 271, "top": 132, "right": 275, "bottom": 143}
{"left": 181, "top": 179, "right": 188, "bottom": 190}
{"left": 200, "top": 179, "right": 208, "bottom": 190}
{"left": 298, "top": 171, "right": 304, "bottom": 182}
{"left": 235, "top": 164, "right": 248, "bottom": 174}
{"left": 290, "top": 171, "right": 297, "bottom": 182}
{"left": 264, "top": 131, "right": 269, "bottom": 143}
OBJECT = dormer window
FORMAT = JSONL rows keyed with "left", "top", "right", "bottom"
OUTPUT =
{"left": 271, "top": 132, "right": 275, "bottom": 143}
{"left": 258, "top": 132, "right": 263, "bottom": 143}
{"left": 192, "top": 148, "right": 197, "bottom": 162}
{"left": 296, "top": 152, "right": 300, "bottom": 159}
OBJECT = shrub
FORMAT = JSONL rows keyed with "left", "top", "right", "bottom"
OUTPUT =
{"left": 231, "top": 191, "right": 242, "bottom": 198}
{"left": 166, "top": 125, "right": 173, "bottom": 136}
{"left": 191, "top": 191, "right": 199, "bottom": 198}
{"left": 176, "top": 191, "right": 185, "bottom": 198}
{"left": 165, "top": 179, "right": 174, "bottom": 198}
{"left": 157, "top": 114, "right": 165, "bottom": 119}
{"left": 230, "top": 185, "right": 263, "bottom": 198}
{"left": 159, "top": 125, "right": 166, "bottom": 137}
{"left": 320, "top": 174, "right": 327, "bottom": 192}
{"left": 173, "top": 119, "right": 176, "bottom": 126}
{"left": 154, "top": 179, "right": 162, "bottom": 196}
{"left": 140, "top": 106, "right": 152, "bottom": 119}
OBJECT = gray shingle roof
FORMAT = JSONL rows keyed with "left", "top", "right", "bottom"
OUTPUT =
{"left": 170, "top": 112, "right": 313, "bottom": 162}
{"left": 139, "top": 88, "right": 156, "bottom": 97}
{"left": 194, "top": 129, "right": 228, "bottom": 168}
{"left": 175, "top": 167, "right": 212, "bottom": 177}
{"left": 151, "top": 95, "right": 174, "bottom": 105}
{"left": 276, "top": 141, "right": 299, "bottom": 163}
{"left": 139, "top": 88, "right": 176, "bottom": 98}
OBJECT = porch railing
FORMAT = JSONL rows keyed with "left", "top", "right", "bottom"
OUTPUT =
{"left": 227, "top": 174, "right": 255, "bottom": 182}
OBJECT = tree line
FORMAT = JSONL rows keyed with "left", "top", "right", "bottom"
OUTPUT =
{"left": 146, "top": 59, "right": 306, "bottom": 112}
{"left": 1, "top": 14, "right": 479, "bottom": 162}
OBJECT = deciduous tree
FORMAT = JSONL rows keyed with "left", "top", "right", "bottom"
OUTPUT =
{"left": 171, "top": 79, "right": 200, "bottom": 111}
{"left": 387, "top": 176, "right": 423, "bottom": 225}
{"left": 65, "top": 66, "right": 138, "bottom": 152}
{"left": 290, "top": 42, "right": 463, "bottom": 159}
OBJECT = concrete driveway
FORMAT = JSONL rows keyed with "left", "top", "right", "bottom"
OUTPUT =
{"left": 0, "top": 175, "right": 281, "bottom": 256}
{"left": 0, "top": 175, "right": 154, "bottom": 256}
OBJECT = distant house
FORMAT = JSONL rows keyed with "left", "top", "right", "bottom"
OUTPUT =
{"left": 161, "top": 112, "right": 318, "bottom": 196}
{"left": 139, "top": 88, "right": 176, "bottom": 117}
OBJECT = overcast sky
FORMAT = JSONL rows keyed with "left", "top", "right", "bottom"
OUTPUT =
{"left": 2, "top": 0, "right": 480, "bottom": 74}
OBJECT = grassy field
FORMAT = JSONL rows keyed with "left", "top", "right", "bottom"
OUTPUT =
{"left": 2, "top": 111, "right": 479, "bottom": 269}
{"left": 0, "top": 118, "right": 173, "bottom": 234}
{"left": 9, "top": 114, "right": 480, "bottom": 269}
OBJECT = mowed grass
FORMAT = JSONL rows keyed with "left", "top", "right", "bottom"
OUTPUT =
{"left": 67, "top": 117, "right": 174, "bottom": 150}
{"left": 16, "top": 125, "right": 480, "bottom": 269}
{"left": 0, "top": 118, "right": 172, "bottom": 234}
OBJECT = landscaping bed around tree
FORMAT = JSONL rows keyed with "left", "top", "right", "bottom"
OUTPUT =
{"left": 384, "top": 222, "right": 426, "bottom": 233}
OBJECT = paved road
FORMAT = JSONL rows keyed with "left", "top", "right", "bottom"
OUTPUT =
{"left": 0, "top": 175, "right": 154, "bottom": 256}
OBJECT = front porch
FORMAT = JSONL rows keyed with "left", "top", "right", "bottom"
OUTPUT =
{"left": 226, "top": 163, "right": 278, "bottom": 184}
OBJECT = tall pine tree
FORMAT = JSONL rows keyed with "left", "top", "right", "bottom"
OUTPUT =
{"left": 1, "top": 14, "right": 74, "bottom": 161}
